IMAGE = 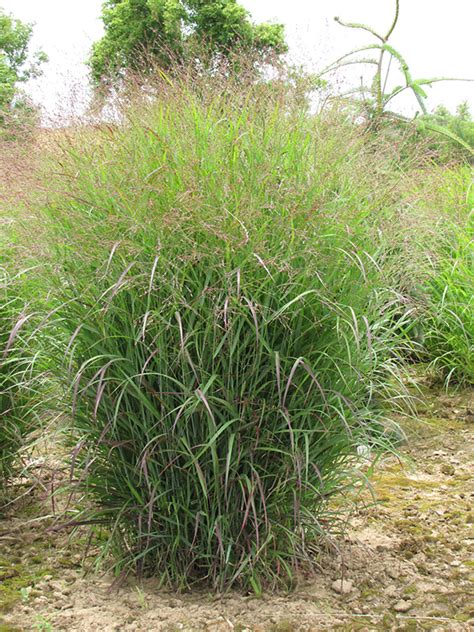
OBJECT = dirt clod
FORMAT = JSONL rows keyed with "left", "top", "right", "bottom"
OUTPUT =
{"left": 393, "top": 599, "right": 412, "bottom": 613}
{"left": 330, "top": 579, "right": 353, "bottom": 595}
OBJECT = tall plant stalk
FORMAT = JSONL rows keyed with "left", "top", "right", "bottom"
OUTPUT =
{"left": 319, "top": 0, "right": 473, "bottom": 155}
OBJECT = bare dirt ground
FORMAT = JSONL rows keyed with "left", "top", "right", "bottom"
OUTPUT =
{"left": 1, "top": 379, "right": 473, "bottom": 632}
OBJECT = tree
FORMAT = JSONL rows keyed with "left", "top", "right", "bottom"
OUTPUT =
{"left": 0, "top": 7, "right": 47, "bottom": 126}
{"left": 89, "top": 0, "right": 286, "bottom": 85}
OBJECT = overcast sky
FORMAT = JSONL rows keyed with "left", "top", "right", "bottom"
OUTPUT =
{"left": 2, "top": 0, "right": 473, "bottom": 121}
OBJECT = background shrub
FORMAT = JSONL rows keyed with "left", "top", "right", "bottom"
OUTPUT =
{"left": 423, "top": 221, "right": 473, "bottom": 384}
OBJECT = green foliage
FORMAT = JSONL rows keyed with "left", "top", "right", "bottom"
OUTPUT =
{"left": 417, "top": 103, "right": 474, "bottom": 163}
{"left": 322, "top": 0, "right": 472, "bottom": 153}
{"left": 423, "top": 221, "right": 474, "bottom": 385}
{"left": 0, "top": 7, "right": 46, "bottom": 127}
{"left": 0, "top": 262, "right": 40, "bottom": 492}
{"left": 89, "top": 0, "right": 286, "bottom": 85}
{"left": 44, "top": 76, "right": 407, "bottom": 590}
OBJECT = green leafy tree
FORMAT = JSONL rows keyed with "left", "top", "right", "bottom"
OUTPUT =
{"left": 89, "top": 0, "right": 286, "bottom": 85}
{"left": 0, "top": 7, "right": 47, "bottom": 126}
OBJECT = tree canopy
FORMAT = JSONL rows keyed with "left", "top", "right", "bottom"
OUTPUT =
{"left": 89, "top": 0, "right": 286, "bottom": 85}
{"left": 0, "top": 7, "right": 46, "bottom": 124}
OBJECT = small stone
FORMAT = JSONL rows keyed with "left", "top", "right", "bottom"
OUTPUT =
{"left": 393, "top": 599, "right": 412, "bottom": 613}
{"left": 441, "top": 464, "right": 455, "bottom": 476}
{"left": 331, "top": 579, "right": 354, "bottom": 595}
{"left": 387, "top": 567, "right": 400, "bottom": 580}
{"left": 385, "top": 585, "right": 398, "bottom": 598}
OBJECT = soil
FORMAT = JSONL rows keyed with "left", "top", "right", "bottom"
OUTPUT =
{"left": 1, "top": 377, "right": 472, "bottom": 632}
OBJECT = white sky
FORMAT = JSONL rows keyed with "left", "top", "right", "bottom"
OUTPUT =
{"left": 2, "top": 0, "right": 473, "bottom": 121}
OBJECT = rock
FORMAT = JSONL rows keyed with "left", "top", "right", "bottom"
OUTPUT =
{"left": 167, "top": 598, "right": 183, "bottom": 608}
{"left": 387, "top": 567, "right": 400, "bottom": 580}
{"left": 331, "top": 579, "right": 354, "bottom": 595}
{"left": 393, "top": 599, "right": 412, "bottom": 613}
{"left": 385, "top": 585, "right": 398, "bottom": 598}
{"left": 376, "top": 544, "right": 390, "bottom": 552}
{"left": 441, "top": 464, "right": 455, "bottom": 476}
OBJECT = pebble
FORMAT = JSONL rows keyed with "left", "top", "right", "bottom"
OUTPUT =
{"left": 441, "top": 464, "right": 455, "bottom": 476}
{"left": 331, "top": 579, "right": 354, "bottom": 595}
{"left": 387, "top": 567, "right": 400, "bottom": 580}
{"left": 393, "top": 599, "right": 412, "bottom": 613}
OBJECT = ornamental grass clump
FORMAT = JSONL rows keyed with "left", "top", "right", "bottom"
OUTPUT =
{"left": 45, "top": 74, "right": 407, "bottom": 590}
{"left": 423, "top": 222, "right": 473, "bottom": 385}
{"left": 0, "top": 263, "right": 42, "bottom": 493}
